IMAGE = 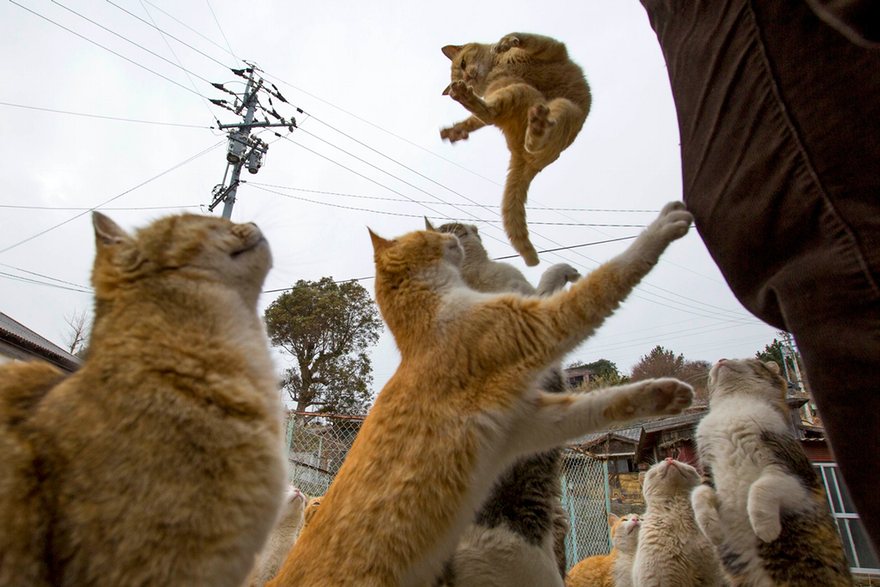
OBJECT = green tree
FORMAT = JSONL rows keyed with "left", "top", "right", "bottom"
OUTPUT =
{"left": 265, "top": 277, "right": 383, "bottom": 414}
{"left": 756, "top": 337, "right": 785, "bottom": 372}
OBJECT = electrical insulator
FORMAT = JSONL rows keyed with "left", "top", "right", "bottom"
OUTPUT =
{"left": 246, "top": 143, "right": 266, "bottom": 174}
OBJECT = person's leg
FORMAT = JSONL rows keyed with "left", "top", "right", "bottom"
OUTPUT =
{"left": 640, "top": 0, "right": 880, "bottom": 552}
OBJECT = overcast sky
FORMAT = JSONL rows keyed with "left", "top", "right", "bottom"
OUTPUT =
{"left": 0, "top": 0, "right": 780, "bottom": 397}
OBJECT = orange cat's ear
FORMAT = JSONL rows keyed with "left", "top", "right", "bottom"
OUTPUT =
{"left": 93, "top": 212, "right": 131, "bottom": 247}
{"left": 367, "top": 228, "right": 392, "bottom": 254}
{"left": 424, "top": 217, "right": 437, "bottom": 232}
{"left": 607, "top": 513, "right": 620, "bottom": 527}
{"left": 441, "top": 44, "right": 461, "bottom": 60}
{"left": 764, "top": 361, "right": 781, "bottom": 374}
{"left": 441, "top": 84, "right": 452, "bottom": 96}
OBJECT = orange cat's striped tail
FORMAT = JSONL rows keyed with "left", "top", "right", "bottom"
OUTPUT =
{"left": 502, "top": 158, "right": 541, "bottom": 266}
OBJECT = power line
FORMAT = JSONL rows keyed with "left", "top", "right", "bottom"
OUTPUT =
{"left": 103, "top": 0, "right": 234, "bottom": 71}
{"left": 243, "top": 182, "right": 659, "bottom": 213}
{"left": 0, "top": 100, "right": 209, "bottom": 128}
{"left": 0, "top": 262, "right": 92, "bottom": 291}
{"left": 0, "top": 203, "right": 202, "bottom": 211}
{"left": 9, "top": 0, "right": 211, "bottom": 102}
{"left": 0, "top": 141, "right": 223, "bottom": 255}
{"left": 0, "top": 270, "right": 92, "bottom": 294}
{"left": 204, "top": 0, "right": 237, "bottom": 60}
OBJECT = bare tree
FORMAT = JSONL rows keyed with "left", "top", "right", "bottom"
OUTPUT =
{"left": 64, "top": 310, "right": 91, "bottom": 357}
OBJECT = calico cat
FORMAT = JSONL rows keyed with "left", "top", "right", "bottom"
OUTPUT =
{"left": 268, "top": 201, "right": 694, "bottom": 586}
{"left": 425, "top": 219, "right": 580, "bottom": 296}
{"left": 566, "top": 513, "right": 641, "bottom": 587}
{"left": 248, "top": 487, "right": 308, "bottom": 587}
{"left": 691, "top": 358, "right": 853, "bottom": 586}
{"left": 0, "top": 213, "right": 287, "bottom": 587}
{"left": 632, "top": 459, "right": 724, "bottom": 586}
{"left": 428, "top": 218, "right": 577, "bottom": 584}
{"left": 441, "top": 32, "right": 591, "bottom": 266}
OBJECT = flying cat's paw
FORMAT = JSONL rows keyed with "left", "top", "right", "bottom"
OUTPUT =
{"left": 525, "top": 104, "right": 556, "bottom": 153}
{"left": 494, "top": 34, "right": 521, "bottom": 54}
{"left": 440, "top": 124, "right": 470, "bottom": 143}
{"left": 649, "top": 201, "right": 693, "bottom": 242}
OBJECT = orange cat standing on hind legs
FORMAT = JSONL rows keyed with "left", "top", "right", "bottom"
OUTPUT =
{"left": 268, "top": 202, "right": 694, "bottom": 587}
{"left": 441, "top": 32, "right": 591, "bottom": 266}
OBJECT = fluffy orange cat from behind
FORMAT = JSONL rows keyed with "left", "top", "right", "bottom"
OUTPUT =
{"left": 0, "top": 213, "right": 286, "bottom": 586}
{"left": 441, "top": 32, "right": 591, "bottom": 266}
{"left": 269, "top": 202, "right": 694, "bottom": 587}
{"left": 566, "top": 514, "right": 640, "bottom": 587}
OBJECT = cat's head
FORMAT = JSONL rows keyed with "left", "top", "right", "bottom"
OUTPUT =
{"left": 303, "top": 496, "right": 322, "bottom": 528}
{"left": 91, "top": 212, "right": 271, "bottom": 306}
{"left": 369, "top": 228, "right": 464, "bottom": 281}
{"left": 441, "top": 42, "right": 494, "bottom": 96}
{"left": 707, "top": 358, "right": 787, "bottom": 412}
{"left": 641, "top": 458, "right": 701, "bottom": 501}
{"left": 280, "top": 486, "right": 307, "bottom": 523}
{"left": 425, "top": 218, "right": 486, "bottom": 255}
{"left": 609, "top": 513, "right": 640, "bottom": 555}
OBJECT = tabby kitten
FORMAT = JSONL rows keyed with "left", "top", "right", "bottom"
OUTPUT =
{"left": 0, "top": 213, "right": 287, "bottom": 587}
{"left": 248, "top": 487, "right": 308, "bottom": 587}
{"left": 268, "top": 201, "right": 694, "bottom": 586}
{"left": 692, "top": 358, "right": 852, "bottom": 586}
{"left": 441, "top": 32, "right": 591, "bottom": 266}
{"left": 566, "top": 513, "right": 641, "bottom": 587}
{"left": 632, "top": 459, "right": 724, "bottom": 586}
{"left": 425, "top": 218, "right": 580, "bottom": 296}
{"left": 428, "top": 218, "right": 577, "bottom": 584}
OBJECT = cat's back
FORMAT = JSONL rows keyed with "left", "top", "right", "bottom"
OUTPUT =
{"left": 565, "top": 552, "right": 614, "bottom": 587}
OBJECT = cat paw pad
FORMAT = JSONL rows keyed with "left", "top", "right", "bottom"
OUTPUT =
{"left": 647, "top": 378, "right": 693, "bottom": 415}
{"left": 494, "top": 34, "right": 521, "bottom": 54}
{"left": 525, "top": 104, "right": 555, "bottom": 153}
{"left": 440, "top": 125, "right": 469, "bottom": 142}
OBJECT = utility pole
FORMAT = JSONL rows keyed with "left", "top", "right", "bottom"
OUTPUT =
{"left": 208, "top": 66, "right": 298, "bottom": 219}
{"left": 780, "top": 331, "right": 813, "bottom": 423}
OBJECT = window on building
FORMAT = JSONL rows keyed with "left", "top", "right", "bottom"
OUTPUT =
{"left": 814, "top": 463, "right": 879, "bottom": 576}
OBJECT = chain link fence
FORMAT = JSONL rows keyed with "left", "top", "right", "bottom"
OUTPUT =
{"left": 285, "top": 412, "right": 613, "bottom": 573}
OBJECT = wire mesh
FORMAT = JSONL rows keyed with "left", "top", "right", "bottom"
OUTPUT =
{"left": 560, "top": 450, "right": 611, "bottom": 570}
{"left": 285, "top": 411, "right": 364, "bottom": 498}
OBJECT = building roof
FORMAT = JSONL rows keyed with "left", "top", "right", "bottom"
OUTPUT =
{"left": 574, "top": 426, "right": 642, "bottom": 447}
{"left": 0, "top": 312, "right": 82, "bottom": 372}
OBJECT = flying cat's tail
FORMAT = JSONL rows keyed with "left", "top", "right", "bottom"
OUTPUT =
{"left": 502, "top": 158, "right": 541, "bottom": 266}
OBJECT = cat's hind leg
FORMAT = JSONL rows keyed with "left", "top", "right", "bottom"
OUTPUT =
{"left": 525, "top": 98, "right": 586, "bottom": 157}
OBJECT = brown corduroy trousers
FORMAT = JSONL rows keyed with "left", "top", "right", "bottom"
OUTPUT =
{"left": 640, "top": 0, "right": 880, "bottom": 554}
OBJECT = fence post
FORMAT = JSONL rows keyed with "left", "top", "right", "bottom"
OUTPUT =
{"left": 603, "top": 459, "right": 612, "bottom": 550}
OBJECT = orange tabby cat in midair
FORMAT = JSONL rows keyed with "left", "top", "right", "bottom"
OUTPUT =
{"left": 268, "top": 202, "right": 693, "bottom": 587}
{"left": 0, "top": 213, "right": 286, "bottom": 587}
{"left": 441, "top": 32, "right": 591, "bottom": 266}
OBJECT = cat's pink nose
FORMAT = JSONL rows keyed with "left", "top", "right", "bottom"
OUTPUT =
{"left": 665, "top": 457, "right": 674, "bottom": 463}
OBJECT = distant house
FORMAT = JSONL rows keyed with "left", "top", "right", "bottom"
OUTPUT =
{"left": 0, "top": 312, "right": 81, "bottom": 373}
{"left": 564, "top": 365, "right": 594, "bottom": 389}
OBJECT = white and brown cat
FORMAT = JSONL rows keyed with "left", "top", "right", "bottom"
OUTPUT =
{"left": 268, "top": 201, "right": 694, "bottom": 586}
{"left": 441, "top": 32, "right": 591, "bottom": 266}
{"left": 692, "top": 358, "right": 852, "bottom": 586}
{"left": 632, "top": 459, "right": 724, "bottom": 586}
{"left": 0, "top": 213, "right": 286, "bottom": 587}
{"left": 248, "top": 486, "right": 308, "bottom": 587}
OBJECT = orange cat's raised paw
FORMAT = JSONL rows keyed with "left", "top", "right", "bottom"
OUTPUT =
{"left": 525, "top": 104, "right": 556, "bottom": 153}
{"left": 440, "top": 124, "right": 469, "bottom": 143}
{"left": 628, "top": 378, "right": 693, "bottom": 418}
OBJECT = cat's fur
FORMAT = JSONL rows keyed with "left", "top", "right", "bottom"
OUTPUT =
{"left": 248, "top": 487, "right": 308, "bottom": 587}
{"left": 692, "top": 358, "right": 853, "bottom": 586}
{"left": 268, "top": 201, "right": 694, "bottom": 586}
{"left": 425, "top": 219, "right": 580, "bottom": 296}
{"left": 566, "top": 513, "right": 641, "bottom": 587}
{"left": 441, "top": 32, "right": 591, "bottom": 266}
{"left": 0, "top": 213, "right": 286, "bottom": 586}
{"left": 428, "top": 218, "right": 578, "bottom": 585}
{"left": 632, "top": 459, "right": 724, "bottom": 586}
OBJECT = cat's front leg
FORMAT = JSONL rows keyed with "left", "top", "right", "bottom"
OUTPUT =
{"left": 493, "top": 34, "right": 521, "bottom": 54}
{"left": 747, "top": 468, "right": 810, "bottom": 542}
{"left": 440, "top": 116, "right": 486, "bottom": 143}
{"left": 447, "top": 81, "right": 496, "bottom": 124}
{"left": 518, "top": 378, "right": 693, "bottom": 454}
{"left": 691, "top": 485, "right": 725, "bottom": 546}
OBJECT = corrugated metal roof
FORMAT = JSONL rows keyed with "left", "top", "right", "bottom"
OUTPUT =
{"left": 573, "top": 425, "right": 642, "bottom": 446}
{"left": 0, "top": 311, "right": 82, "bottom": 371}
{"left": 640, "top": 410, "right": 707, "bottom": 433}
